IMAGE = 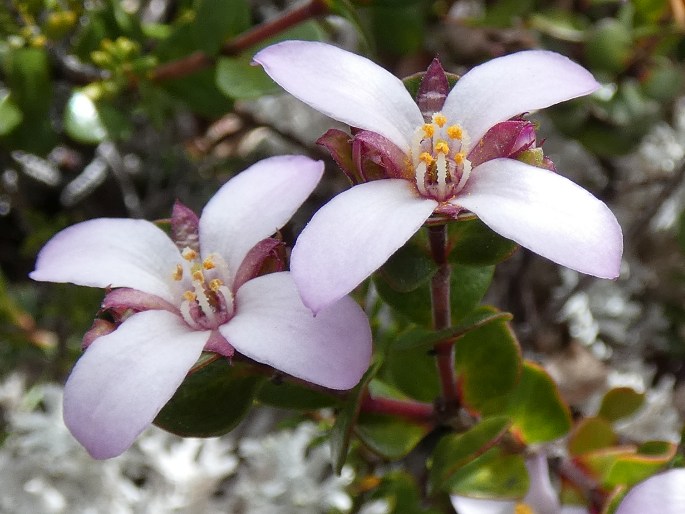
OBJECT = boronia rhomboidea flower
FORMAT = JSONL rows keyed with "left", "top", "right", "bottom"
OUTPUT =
{"left": 254, "top": 41, "right": 623, "bottom": 314}
{"left": 30, "top": 155, "right": 372, "bottom": 459}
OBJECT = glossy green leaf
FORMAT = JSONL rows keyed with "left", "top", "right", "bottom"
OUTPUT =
{"left": 379, "top": 243, "right": 437, "bottom": 293}
{"left": 154, "top": 358, "right": 264, "bottom": 437}
{"left": 373, "top": 471, "right": 443, "bottom": 514}
{"left": 375, "top": 263, "right": 494, "bottom": 327}
{"left": 356, "top": 413, "right": 429, "bottom": 460}
{"left": 505, "top": 361, "right": 572, "bottom": 444}
{"left": 585, "top": 18, "right": 633, "bottom": 74}
{"left": 257, "top": 379, "right": 338, "bottom": 410}
{"left": 448, "top": 218, "right": 519, "bottom": 266}
{"left": 443, "top": 447, "right": 528, "bottom": 499}
{"left": 568, "top": 416, "right": 617, "bottom": 455}
{"left": 216, "top": 57, "right": 281, "bottom": 99}
{"left": 456, "top": 308, "right": 522, "bottom": 414}
{"left": 5, "top": 47, "right": 51, "bottom": 118}
{"left": 0, "top": 93, "right": 22, "bottom": 136}
{"left": 64, "top": 91, "right": 109, "bottom": 144}
{"left": 386, "top": 342, "right": 440, "bottom": 403}
{"left": 193, "top": 0, "right": 249, "bottom": 55}
{"left": 430, "top": 416, "right": 511, "bottom": 491}
{"left": 330, "top": 359, "right": 380, "bottom": 474}
{"left": 393, "top": 308, "right": 513, "bottom": 352}
{"left": 605, "top": 441, "right": 677, "bottom": 487}
{"left": 367, "top": 2, "right": 425, "bottom": 57}
{"left": 598, "top": 387, "right": 645, "bottom": 422}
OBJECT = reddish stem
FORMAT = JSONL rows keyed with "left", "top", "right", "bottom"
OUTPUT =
{"left": 428, "top": 224, "right": 460, "bottom": 413}
{"left": 151, "top": 0, "right": 330, "bottom": 82}
{"left": 360, "top": 392, "right": 434, "bottom": 422}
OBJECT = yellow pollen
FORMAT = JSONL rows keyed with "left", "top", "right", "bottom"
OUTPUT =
{"left": 182, "top": 248, "right": 197, "bottom": 261}
{"left": 183, "top": 291, "right": 197, "bottom": 302}
{"left": 515, "top": 504, "right": 535, "bottom": 514}
{"left": 192, "top": 270, "right": 204, "bottom": 282}
{"left": 419, "top": 152, "right": 434, "bottom": 165}
{"left": 202, "top": 257, "right": 215, "bottom": 270}
{"left": 433, "top": 113, "right": 447, "bottom": 127}
{"left": 422, "top": 123, "right": 435, "bottom": 138}
{"left": 172, "top": 264, "right": 183, "bottom": 281}
{"left": 447, "top": 125, "right": 463, "bottom": 139}
{"left": 454, "top": 152, "right": 465, "bottom": 164}
{"left": 209, "top": 278, "right": 223, "bottom": 292}
{"left": 435, "top": 141, "right": 450, "bottom": 154}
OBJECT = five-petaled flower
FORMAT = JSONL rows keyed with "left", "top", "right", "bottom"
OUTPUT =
{"left": 254, "top": 41, "right": 623, "bottom": 313}
{"left": 30, "top": 155, "right": 372, "bottom": 459}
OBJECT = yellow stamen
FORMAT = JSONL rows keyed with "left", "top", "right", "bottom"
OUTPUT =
{"left": 419, "top": 152, "right": 434, "bottom": 165}
{"left": 183, "top": 291, "right": 197, "bottom": 302}
{"left": 515, "top": 504, "right": 535, "bottom": 514}
{"left": 209, "top": 278, "right": 223, "bottom": 292}
{"left": 421, "top": 123, "right": 435, "bottom": 138}
{"left": 192, "top": 270, "right": 204, "bottom": 282}
{"left": 172, "top": 264, "right": 183, "bottom": 281}
{"left": 182, "top": 247, "right": 197, "bottom": 261}
{"left": 433, "top": 113, "right": 447, "bottom": 127}
{"left": 202, "top": 257, "right": 215, "bottom": 270}
{"left": 434, "top": 141, "right": 450, "bottom": 154}
{"left": 447, "top": 125, "right": 463, "bottom": 139}
{"left": 454, "top": 152, "right": 465, "bottom": 164}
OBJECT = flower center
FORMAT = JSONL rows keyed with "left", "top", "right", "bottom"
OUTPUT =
{"left": 172, "top": 247, "right": 234, "bottom": 330}
{"left": 411, "top": 112, "right": 472, "bottom": 202}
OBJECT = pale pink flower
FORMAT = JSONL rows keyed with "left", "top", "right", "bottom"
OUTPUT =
{"left": 30, "top": 156, "right": 372, "bottom": 459}
{"left": 615, "top": 468, "right": 685, "bottom": 514}
{"left": 254, "top": 41, "right": 623, "bottom": 313}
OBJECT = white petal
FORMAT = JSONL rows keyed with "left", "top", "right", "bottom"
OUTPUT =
{"left": 456, "top": 159, "right": 622, "bottom": 279}
{"left": 222, "top": 272, "right": 372, "bottom": 390}
{"left": 63, "top": 310, "right": 208, "bottom": 459}
{"left": 443, "top": 51, "right": 599, "bottom": 150}
{"left": 30, "top": 218, "right": 182, "bottom": 303}
{"left": 524, "top": 454, "right": 559, "bottom": 514}
{"left": 199, "top": 155, "right": 323, "bottom": 277}
{"left": 615, "top": 469, "right": 685, "bottom": 514}
{"left": 254, "top": 40, "right": 423, "bottom": 151}
{"left": 291, "top": 180, "right": 437, "bottom": 313}
{"left": 450, "top": 496, "right": 516, "bottom": 514}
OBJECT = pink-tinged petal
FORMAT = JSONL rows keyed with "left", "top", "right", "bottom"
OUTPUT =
{"left": 102, "top": 288, "right": 178, "bottom": 314}
{"left": 615, "top": 469, "right": 685, "bottom": 514}
{"left": 199, "top": 155, "right": 323, "bottom": 277}
{"left": 524, "top": 454, "right": 559, "bottom": 514}
{"left": 63, "top": 310, "right": 208, "bottom": 459}
{"left": 30, "top": 218, "right": 182, "bottom": 303}
{"left": 450, "top": 496, "right": 516, "bottom": 514}
{"left": 171, "top": 200, "right": 200, "bottom": 252}
{"left": 221, "top": 272, "right": 371, "bottom": 390}
{"left": 456, "top": 159, "right": 622, "bottom": 279}
{"left": 443, "top": 51, "right": 599, "bottom": 150}
{"left": 254, "top": 41, "right": 423, "bottom": 151}
{"left": 233, "top": 238, "right": 283, "bottom": 291}
{"left": 291, "top": 180, "right": 437, "bottom": 313}
{"left": 560, "top": 506, "right": 589, "bottom": 514}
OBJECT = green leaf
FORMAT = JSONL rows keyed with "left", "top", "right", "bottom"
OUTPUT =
{"left": 64, "top": 90, "right": 130, "bottom": 144}
{"left": 366, "top": 2, "right": 425, "bottom": 57}
{"left": 448, "top": 218, "right": 519, "bottom": 266}
{"left": 330, "top": 359, "right": 380, "bottom": 474}
{"left": 193, "top": 0, "right": 250, "bottom": 55}
{"left": 373, "top": 471, "right": 443, "bottom": 514}
{"left": 585, "top": 18, "right": 633, "bottom": 74}
{"left": 356, "top": 413, "right": 429, "bottom": 460}
{"left": 455, "top": 308, "right": 522, "bottom": 414}
{"left": 598, "top": 387, "right": 645, "bottom": 422}
{"left": 154, "top": 358, "right": 264, "bottom": 437}
{"left": 604, "top": 441, "right": 677, "bottom": 487}
{"left": 393, "top": 308, "right": 513, "bottom": 352}
{"left": 161, "top": 69, "right": 234, "bottom": 118}
{"left": 257, "top": 380, "right": 338, "bottom": 410}
{"left": 568, "top": 416, "right": 617, "bottom": 455}
{"left": 430, "top": 416, "right": 511, "bottom": 491}
{"left": 5, "top": 47, "right": 52, "bottom": 118}
{"left": 0, "top": 92, "right": 22, "bottom": 136}
{"left": 443, "top": 447, "right": 529, "bottom": 499}
{"left": 505, "top": 361, "right": 572, "bottom": 444}
{"left": 379, "top": 243, "right": 437, "bottom": 293}
{"left": 375, "top": 263, "right": 494, "bottom": 327}
{"left": 385, "top": 342, "right": 440, "bottom": 403}
{"left": 216, "top": 57, "right": 281, "bottom": 99}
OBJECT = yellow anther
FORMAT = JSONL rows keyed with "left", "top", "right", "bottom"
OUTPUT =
{"left": 192, "top": 270, "right": 205, "bottom": 282}
{"left": 447, "top": 125, "right": 463, "bottom": 140}
{"left": 433, "top": 113, "right": 447, "bottom": 127}
{"left": 454, "top": 152, "right": 465, "bottom": 164}
{"left": 515, "top": 504, "right": 535, "bottom": 514}
{"left": 421, "top": 123, "right": 435, "bottom": 138}
{"left": 209, "top": 278, "right": 223, "bottom": 292}
{"left": 419, "top": 152, "right": 434, "bottom": 165}
{"left": 172, "top": 264, "right": 183, "bottom": 281}
{"left": 181, "top": 247, "right": 197, "bottom": 261}
{"left": 202, "top": 257, "right": 215, "bottom": 270}
{"left": 183, "top": 291, "right": 197, "bottom": 302}
{"left": 434, "top": 141, "right": 450, "bottom": 154}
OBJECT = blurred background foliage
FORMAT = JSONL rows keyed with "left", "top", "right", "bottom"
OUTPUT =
{"left": 2, "top": 0, "right": 685, "bottom": 511}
